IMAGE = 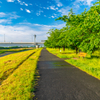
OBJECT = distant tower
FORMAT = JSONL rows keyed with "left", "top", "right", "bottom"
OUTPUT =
{"left": 34, "top": 34, "right": 36, "bottom": 43}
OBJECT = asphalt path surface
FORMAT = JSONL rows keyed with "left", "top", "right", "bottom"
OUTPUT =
{"left": 34, "top": 48, "right": 100, "bottom": 100}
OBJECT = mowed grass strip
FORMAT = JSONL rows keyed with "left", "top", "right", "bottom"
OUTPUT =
{"left": 0, "top": 49, "right": 37, "bottom": 82}
{"left": 0, "top": 47, "right": 34, "bottom": 54}
{"left": 0, "top": 48, "right": 42, "bottom": 100}
{"left": 0, "top": 51, "right": 5, "bottom": 54}
{"left": 47, "top": 48, "right": 76, "bottom": 59}
{"left": 47, "top": 48, "right": 100, "bottom": 80}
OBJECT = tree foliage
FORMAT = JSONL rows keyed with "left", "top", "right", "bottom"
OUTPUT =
{"left": 44, "top": 1, "right": 100, "bottom": 54}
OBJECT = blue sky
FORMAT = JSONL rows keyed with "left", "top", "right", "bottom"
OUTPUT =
{"left": 0, "top": 0, "right": 97, "bottom": 42}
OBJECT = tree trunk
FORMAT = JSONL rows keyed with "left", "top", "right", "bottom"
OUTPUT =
{"left": 59, "top": 46, "right": 60, "bottom": 50}
{"left": 75, "top": 47, "right": 78, "bottom": 54}
{"left": 63, "top": 46, "right": 65, "bottom": 51}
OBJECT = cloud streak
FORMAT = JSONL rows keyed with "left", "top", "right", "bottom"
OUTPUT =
{"left": 55, "top": 0, "right": 63, "bottom": 7}
{"left": 77, "top": 0, "right": 94, "bottom": 6}
{"left": 0, "top": 12, "right": 20, "bottom": 24}
{"left": 7, "top": 0, "right": 15, "bottom": 2}
{"left": 0, "top": 22, "right": 66, "bottom": 42}
{"left": 17, "top": 0, "right": 29, "bottom": 6}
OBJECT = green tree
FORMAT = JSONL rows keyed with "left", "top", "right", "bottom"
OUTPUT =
{"left": 56, "top": 9, "right": 87, "bottom": 53}
{"left": 79, "top": 2, "right": 100, "bottom": 54}
{"left": 57, "top": 27, "right": 69, "bottom": 51}
{"left": 44, "top": 29, "right": 61, "bottom": 48}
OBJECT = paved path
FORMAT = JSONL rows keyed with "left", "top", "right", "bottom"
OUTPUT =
{"left": 34, "top": 48, "right": 100, "bottom": 100}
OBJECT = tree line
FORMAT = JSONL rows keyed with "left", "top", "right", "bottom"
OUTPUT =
{"left": 44, "top": 0, "right": 100, "bottom": 54}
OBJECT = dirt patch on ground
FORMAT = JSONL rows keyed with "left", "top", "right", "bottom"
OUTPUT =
{"left": 73, "top": 57, "right": 79, "bottom": 60}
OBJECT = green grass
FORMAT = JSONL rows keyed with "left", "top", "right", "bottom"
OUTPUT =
{"left": 66, "top": 58, "right": 100, "bottom": 79}
{"left": 0, "top": 51, "right": 5, "bottom": 54}
{"left": 0, "top": 48, "right": 42, "bottom": 100}
{"left": 47, "top": 48, "right": 77, "bottom": 58}
{"left": 47, "top": 48, "right": 100, "bottom": 80}
{"left": 0, "top": 47, "right": 35, "bottom": 55}
{"left": 0, "top": 49, "right": 37, "bottom": 83}
{"left": 0, "top": 47, "right": 35, "bottom": 53}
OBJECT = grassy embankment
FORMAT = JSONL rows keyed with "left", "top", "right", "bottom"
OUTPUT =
{"left": 47, "top": 48, "right": 100, "bottom": 80}
{"left": 0, "top": 47, "right": 34, "bottom": 54}
{"left": 0, "top": 48, "right": 42, "bottom": 100}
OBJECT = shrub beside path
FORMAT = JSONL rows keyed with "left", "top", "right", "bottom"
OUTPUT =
{"left": 35, "top": 48, "right": 100, "bottom": 100}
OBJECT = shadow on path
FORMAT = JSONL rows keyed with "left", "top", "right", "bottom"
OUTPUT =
{"left": 34, "top": 48, "right": 100, "bottom": 100}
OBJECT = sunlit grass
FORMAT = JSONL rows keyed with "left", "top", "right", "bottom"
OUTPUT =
{"left": 46, "top": 48, "right": 77, "bottom": 58}
{"left": 0, "top": 48, "right": 42, "bottom": 100}
{"left": 0, "top": 47, "right": 34, "bottom": 54}
{"left": 47, "top": 48, "right": 100, "bottom": 80}
{"left": 66, "top": 58, "right": 100, "bottom": 79}
{"left": 0, "top": 49, "right": 37, "bottom": 82}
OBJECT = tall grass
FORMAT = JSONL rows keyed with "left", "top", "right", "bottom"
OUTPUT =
{"left": 0, "top": 48, "right": 42, "bottom": 100}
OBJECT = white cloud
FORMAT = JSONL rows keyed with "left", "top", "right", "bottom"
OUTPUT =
{"left": 0, "top": 22, "right": 66, "bottom": 42}
{"left": 57, "top": 0, "right": 95, "bottom": 16}
{"left": 25, "top": 9, "right": 31, "bottom": 13}
{"left": 7, "top": 0, "right": 15, "bottom": 2}
{"left": 43, "top": 7, "right": 46, "bottom": 9}
{"left": 9, "top": 12, "right": 20, "bottom": 19}
{"left": 0, "top": 12, "right": 20, "bottom": 24}
{"left": 51, "top": 16, "right": 55, "bottom": 18}
{"left": 44, "top": 15, "right": 46, "bottom": 17}
{"left": 53, "top": 13, "right": 57, "bottom": 18}
{"left": 24, "top": 3, "right": 28, "bottom": 6}
{"left": 20, "top": 8, "right": 23, "bottom": 11}
{"left": 32, "top": 23, "right": 66, "bottom": 29}
{"left": 76, "top": 0, "right": 94, "bottom": 6}
{"left": 36, "top": 10, "right": 43, "bottom": 16}
{"left": 17, "top": 0, "right": 29, "bottom": 6}
{"left": 58, "top": 6, "right": 71, "bottom": 16}
{"left": 0, "top": 19, "right": 11, "bottom": 24}
{"left": 47, "top": 7, "right": 49, "bottom": 10}
{"left": 49, "top": 5, "right": 59, "bottom": 10}
{"left": 56, "top": 7, "right": 58, "bottom": 10}
{"left": 57, "top": 3, "right": 62, "bottom": 7}
{"left": 29, "top": 3, "right": 32, "bottom": 5}
{"left": 50, "top": 6, "right": 56, "bottom": 10}
{"left": 55, "top": 0, "right": 63, "bottom": 7}
{"left": 0, "top": 1, "right": 2, "bottom": 3}
{"left": 0, "top": 25, "right": 36, "bottom": 42}
{"left": 0, "top": 24, "right": 46, "bottom": 42}
{"left": 0, "top": 12, "right": 6, "bottom": 17}
{"left": 45, "top": 5, "right": 58, "bottom": 10}
{"left": 17, "top": 0, "right": 21, "bottom": 3}
{"left": 0, "top": 12, "right": 20, "bottom": 19}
